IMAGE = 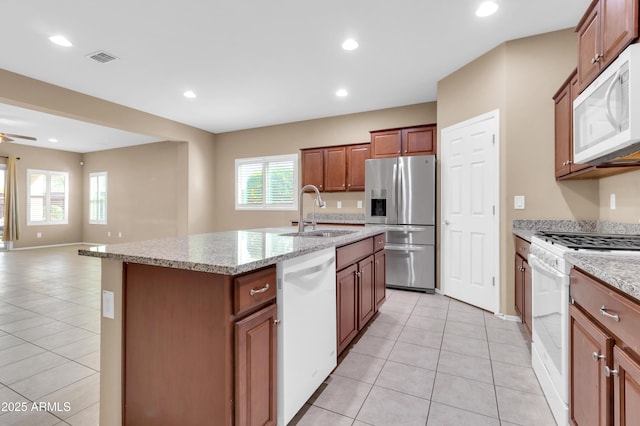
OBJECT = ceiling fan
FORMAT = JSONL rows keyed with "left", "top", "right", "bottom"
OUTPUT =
{"left": 0, "top": 132, "right": 37, "bottom": 143}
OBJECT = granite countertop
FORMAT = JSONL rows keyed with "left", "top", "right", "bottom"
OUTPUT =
{"left": 512, "top": 219, "right": 640, "bottom": 302}
{"left": 291, "top": 213, "right": 366, "bottom": 225}
{"left": 78, "top": 225, "right": 385, "bottom": 275}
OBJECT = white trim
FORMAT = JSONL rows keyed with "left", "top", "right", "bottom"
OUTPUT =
{"left": 440, "top": 109, "right": 501, "bottom": 314}
{"left": 10, "top": 242, "right": 99, "bottom": 251}
{"left": 89, "top": 172, "right": 108, "bottom": 224}
{"left": 490, "top": 313, "right": 522, "bottom": 322}
{"left": 26, "top": 169, "right": 70, "bottom": 226}
{"left": 235, "top": 153, "right": 299, "bottom": 211}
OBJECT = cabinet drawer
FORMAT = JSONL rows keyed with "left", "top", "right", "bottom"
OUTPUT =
{"left": 234, "top": 267, "right": 276, "bottom": 316}
{"left": 373, "top": 233, "right": 386, "bottom": 252}
{"left": 515, "top": 236, "right": 530, "bottom": 258}
{"left": 571, "top": 268, "right": 640, "bottom": 355}
{"left": 336, "top": 238, "right": 373, "bottom": 270}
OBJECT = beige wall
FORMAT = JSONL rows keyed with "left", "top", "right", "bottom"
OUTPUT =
{"left": 82, "top": 141, "right": 187, "bottom": 244}
{"left": 438, "top": 29, "right": 600, "bottom": 316}
{"left": 213, "top": 103, "right": 437, "bottom": 231}
{"left": 0, "top": 143, "right": 83, "bottom": 248}
{"left": 598, "top": 171, "right": 640, "bottom": 222}
{"left": 0, "top": 69, "right": 217, "bottom": 241}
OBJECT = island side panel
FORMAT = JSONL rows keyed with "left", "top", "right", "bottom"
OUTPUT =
{"left": 100, "top": 258, "right": 124, "bottom": 426}
{"left": 123, "top": 263, "right": 234, "bottom": 425}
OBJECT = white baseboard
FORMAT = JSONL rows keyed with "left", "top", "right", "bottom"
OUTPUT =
{"left": 10, "top": 242, "right": 99, "bottom": 251}
{"left": 490, "top": 312, "right": 521, "bottom": 322}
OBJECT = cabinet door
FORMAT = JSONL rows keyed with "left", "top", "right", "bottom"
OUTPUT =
{"left": 601, "top": 0, "right": 638, "bottom": 66}
{"left": 235, "top": 303, "right": 277, "bottom": 426}
{"left": 374, "top": 250, "right": 386, "bottom": 311}
{"left": 612, "top": 345, "right": 640, "bottom": 426}
{"left": 554, "top": 81, "right": 573, "bottom": 178}
{"left": 324, "top": 146, "right": 347, "bottom": 191}
{"left": 358, "top": 255, "right": 375, "bottom": 329}
{"left": 402, "top": 126, "right": 436, "bottom": 156}
{"left": 371, "top": 130, "right": 402, "bottom": 158}
{"left": 337, "top": 264, "right": 359, "bottom": 355}
{"left": 301, "top": 149, "right": 324, "bottom": 191}
{"left": 569, "top": 305, "right": 613, "bottom": 426}
{"left": 523, "top": 258, "right": 532, "bottom": 336}
{"left": 346, "top": 143, "right": 370, "bottom": 191}
{"left": 514, "top": 254, "right": 524, "bottom": 319}
{"left": 577, "top": 3, "right": 602, "bottom": 91}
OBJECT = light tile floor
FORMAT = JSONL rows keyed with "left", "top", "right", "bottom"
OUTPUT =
{"left": 292, "top": 289, "right": 557, "bottom": 426}
{"left": 0, "top": 245, "right": 100, "bottom": 426}
{"left": 0, "top": 246, "right": 557, "bottom": 426}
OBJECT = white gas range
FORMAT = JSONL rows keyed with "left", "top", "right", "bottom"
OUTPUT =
{"left": 529, "top": 231, "right": 640, "bottom": 426}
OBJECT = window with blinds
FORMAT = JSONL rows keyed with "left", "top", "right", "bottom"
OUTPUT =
{"left": 235, "top": 154, "right": 298, "bottom": 210}
{"left": 27, "top": 169, "right": 69, "bottom": 225}
{"left": 89, "top": 172, "right": 107, "bottom": 224}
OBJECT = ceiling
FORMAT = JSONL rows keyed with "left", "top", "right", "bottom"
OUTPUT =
{"left": 0, "top": 0, "right": 590, "bottom": 153}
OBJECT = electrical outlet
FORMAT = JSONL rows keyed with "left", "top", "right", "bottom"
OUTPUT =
{"left": 357, "top": 200, "right": 363, "bottom": 209}
{"left": 102, "top": 291, "right": 115, "bottom": 319}
{"left": 118, "top": 232, "right": 122, "bottom": 238}
{"left": 610, "top": 193, "right": 616, "bottom": 210}
{"left": 107, "top": 231, "right": 111, "bottom": 237}
{"left": 514, "top": 196, "right": 525, "bottom": 210}
{"left": 337, "top": 201, "right": 342, "bottom": 209}
{"left": 36, "top": 232, "right": 42, "bottom": 238}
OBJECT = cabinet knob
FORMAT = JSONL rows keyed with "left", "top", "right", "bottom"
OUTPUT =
{"left": 592, "top": 352, "right": 605, "bottom": 362}
{"left": 397, "top": 150, "right": 401, "bottom": 153}
{"left": 274, "top": 319, "right": 281, "bottom": 326}
{"left": 348, "top": 184, "right": 351, "bottom": 187}
{"left": 604, "top": 366, "right": 618, "bottom": 378}
{"left": 591, "top": 54, "right": 603, "bottom": 64}
{"left": 519, "top": 266, "right": 525, "bottom": 272}
{"left": 342, "top": 183, "right": 345, "bottom": 187}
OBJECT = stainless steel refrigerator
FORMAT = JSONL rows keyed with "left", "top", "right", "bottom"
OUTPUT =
{"left": 365, "top": 155, "right": 436, "bottom": 293}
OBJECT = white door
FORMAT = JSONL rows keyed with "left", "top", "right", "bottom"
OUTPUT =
{"left": 441, "top": 110, "right": 499, "bottom": 312}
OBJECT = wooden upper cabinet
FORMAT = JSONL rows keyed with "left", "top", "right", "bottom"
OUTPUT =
{"left": 324, "top": 146, "right": 347, "bottom": 191}
{"left": 554, "top": 69, "right": 594, "bottom": 180}
{"left": 301, "top": 143, "right": 370, "bottom": 192}
{"left": 402, "top": 126, "right": 435, "bottom": 156}
{"left": 577, "top": 2, "right": 602, "bottom": 91}
{"left": 576, "top": 0, "right": 638, "bottom": 92}
{"left": 301, "top": 149, "right": 324, "bottom": 191}
{"left": 371, "top": 130, "right": 402, "bottom": 158}
{"left": 371, "top": 125, "right": 437, "bottom": 159}
{"left": 346, "top": 143, "right": 370, "bottom": 191}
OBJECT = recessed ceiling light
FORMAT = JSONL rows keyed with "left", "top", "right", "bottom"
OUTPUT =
{"left": 49, "top": 35, "right": 73, "bottom": 47}
{"left": 476, "top": 1, "right": 498, "bottom": 17}
{"left": 183, "top": 90, "right": 197, "bottom": 99}
{"left": 336, "top": 89, "right": 349, "bottom": 97}
{"left": 48, "top": 138, "right": 58, "bottom": 143}
{"left": 342, "top": 39, "right": 359, "bottom": 51}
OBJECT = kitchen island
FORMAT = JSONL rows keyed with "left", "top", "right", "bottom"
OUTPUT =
{"left": 79, "top": 225, "right": 386, "bottom": 426}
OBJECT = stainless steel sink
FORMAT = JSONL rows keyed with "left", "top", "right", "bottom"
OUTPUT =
{"left": 279, "top": 230, "right": 357, "bottom": 238}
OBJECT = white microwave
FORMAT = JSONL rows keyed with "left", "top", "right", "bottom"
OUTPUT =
{"left": 574, "top": 44, "right": 640, "bottom": 165}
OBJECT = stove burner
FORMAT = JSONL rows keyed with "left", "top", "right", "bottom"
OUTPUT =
{"left": 535, "top": 231, "right": 640, "bottom": 251}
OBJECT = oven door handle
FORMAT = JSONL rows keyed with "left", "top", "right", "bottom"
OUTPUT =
{"left": 528, "top": 253, "right": 566, "bottom": 280}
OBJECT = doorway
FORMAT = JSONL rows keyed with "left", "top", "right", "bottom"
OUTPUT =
{"left": 0, "top": 164, "right": 5, "bottom": 251}
{"left": 440, "top": 110, "right": 500, "bottom": 312}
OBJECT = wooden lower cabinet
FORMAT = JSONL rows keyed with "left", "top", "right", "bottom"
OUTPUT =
{"left": 569, "top": 267, "right": 640, "bottom": 426}
{"left": 514, "top": 236, "right": 531, "bottom": 337}
{"left": 235, "top": 303, "right": 277, "bottom": 426}
{"left": 569, "top": 304, "right": 613, "bottom": 426}
{"left": 357, "top": 255, "right": 375, "bottom": 329}
{"left": 612, "top": 345, "right": 640, "bottom": 425}
{"left": 336, "top": 234, "right": 386, "bottom": 355}
{"left": 123, "top": 263, "right": 277, "bottom": 426}
{"left": 336, "top": 264, "right": 359, "bottom": 355}
{"left": 374, "top": 249, "right": 386, "bottom": 310}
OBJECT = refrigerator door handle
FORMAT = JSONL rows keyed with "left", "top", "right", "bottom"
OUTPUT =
{"left": 397, "top": 159, "right": 403, "bottom": 221}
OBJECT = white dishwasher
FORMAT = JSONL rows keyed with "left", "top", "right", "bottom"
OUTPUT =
{"left": 276, "top": 246, "right": 336, "bottom": 426}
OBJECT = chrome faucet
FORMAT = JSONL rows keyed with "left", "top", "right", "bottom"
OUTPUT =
{"left": 298, "top": 184, "right": 326, "bottom": 232}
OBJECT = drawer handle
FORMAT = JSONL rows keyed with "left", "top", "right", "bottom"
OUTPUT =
{"left": 592, "top": 352, "right": 605, "bottom": 362}
{"left": 600, "top": 306, "right": 620, "bottom": 322}
{"left": 604, "top": 366, "right": 618, "bottom": 378}
{"left": 250, "top": 283, "right": 270, "bottom": 296}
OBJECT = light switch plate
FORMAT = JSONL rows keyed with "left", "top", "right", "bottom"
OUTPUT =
{"left": 102, "top": 290, "right": 115, "bottom": 319}
{"left": 610, "top": 193, "right": 616, "bottom": 209}
{"left": 337, "top": 201, "right": 342, "bottom": 209}
{"left": 357, "top": 200, "right": 363, "bottom": 209}
{"left": 514, "top": 195, "right": 525, "bottom": 210}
